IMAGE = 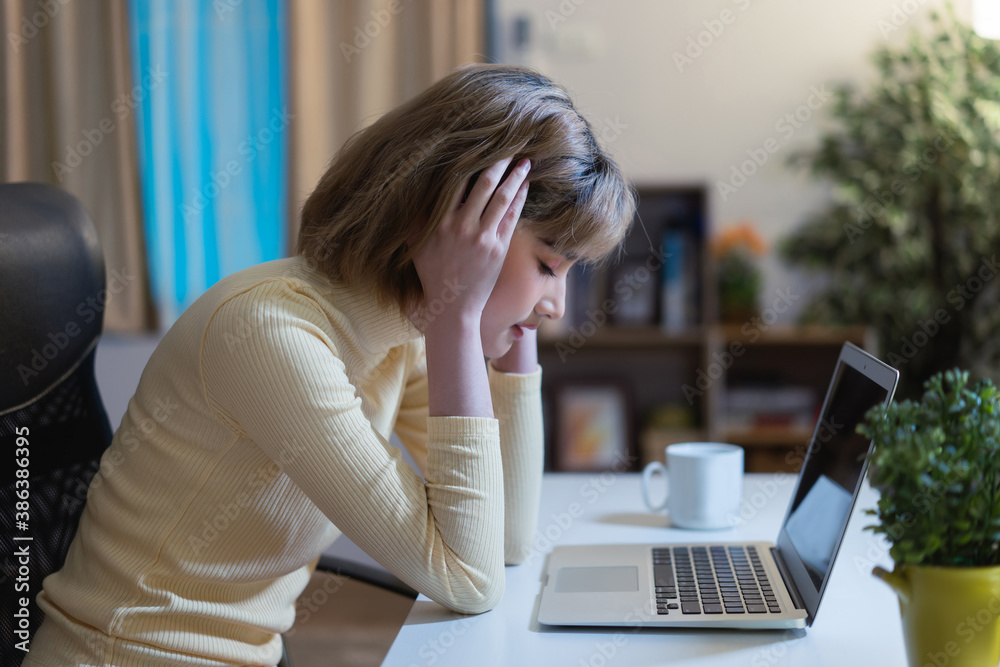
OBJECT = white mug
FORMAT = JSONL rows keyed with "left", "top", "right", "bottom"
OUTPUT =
{"left": 640, "top": 442, "right": 744, "bottom": 530}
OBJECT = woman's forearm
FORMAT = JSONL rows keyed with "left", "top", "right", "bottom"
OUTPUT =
{"left": 424, "top": 312, "right": 494, "bottom": 418}
{"left": 485, "top": 360, "right": 544, "bottom": 564}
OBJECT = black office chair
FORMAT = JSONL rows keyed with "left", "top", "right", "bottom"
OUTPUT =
{"left": 0, "top": 182, "right": 114, "bottom": 667}
{"left": 0, "top": 183, "right": 416, "bottom": 666}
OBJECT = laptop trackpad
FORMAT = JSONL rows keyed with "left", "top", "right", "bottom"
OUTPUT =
{"left": 555, "top": 566, "right": 639, "bottom": 593}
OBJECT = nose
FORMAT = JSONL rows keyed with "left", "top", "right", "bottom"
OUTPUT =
{"left": 536, "top": 274, "right": 566, "bottom": 320}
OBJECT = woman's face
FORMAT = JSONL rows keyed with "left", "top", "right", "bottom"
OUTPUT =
{"left": 480, "top": 225, "right": 574, "bottom": 358}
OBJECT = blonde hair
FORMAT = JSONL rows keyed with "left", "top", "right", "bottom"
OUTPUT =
{"left": 297, "top": 64, "right": 635, "bottom": 311}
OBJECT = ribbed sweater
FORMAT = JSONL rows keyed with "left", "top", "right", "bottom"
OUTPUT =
{"left": 24, "top": 256, "right": 544, "bottom": 667}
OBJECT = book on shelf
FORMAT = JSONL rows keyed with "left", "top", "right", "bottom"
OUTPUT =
{"left": 722, "top": 385, "right": 818, "bottom": 430}
{"left": 659, "top": 229, "right": 700, "bottom": 332}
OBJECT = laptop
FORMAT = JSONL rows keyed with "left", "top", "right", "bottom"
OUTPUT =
{"left": 537, "top": 342, "right": 899, "bottom": 630}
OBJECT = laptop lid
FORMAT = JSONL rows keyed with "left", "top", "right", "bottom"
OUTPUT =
{"left": 774, "top": 342, "right": 899, "bottom": 625}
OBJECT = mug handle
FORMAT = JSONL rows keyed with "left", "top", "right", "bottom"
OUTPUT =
{"left": 641, "top": 461, "right": 669, "bottom": 512}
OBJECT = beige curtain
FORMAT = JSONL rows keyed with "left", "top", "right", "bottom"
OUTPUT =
{"left": 286, "top": 0, "right": 485, "bottom": 252}
{"left": 1, "top": 0, "right": 156, "bottom": 332}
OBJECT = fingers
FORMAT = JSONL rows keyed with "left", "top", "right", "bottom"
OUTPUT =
{"left": 462, "top": 158, "right": 514, "bottom": 220}
{"left": 481, "top": 159, "right": 530, "bottom": 236}
{"left": 497, "top": 180, "right": 529, "bottom": 245}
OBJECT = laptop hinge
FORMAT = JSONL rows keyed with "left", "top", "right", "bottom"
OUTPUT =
{"left": 771, "top": 547, "right": 806, "bottom": 611}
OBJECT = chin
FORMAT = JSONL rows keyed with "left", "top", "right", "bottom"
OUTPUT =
{"left": 482, "top": 337, "right": 513, "bottom": 360}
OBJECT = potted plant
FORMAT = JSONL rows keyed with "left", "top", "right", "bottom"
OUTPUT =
{"left": 780, "top": 7, "right": 1000, "bottom": 399}
{"left": 711, "top": 221, "right": 766, "bottom": 324}
{"left": 858, "top": 369, "right": 1000, "bottom": 667}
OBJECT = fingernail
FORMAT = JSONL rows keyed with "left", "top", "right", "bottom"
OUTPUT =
{"left": 518, "top": 159, "right": 531, "bottom": 174}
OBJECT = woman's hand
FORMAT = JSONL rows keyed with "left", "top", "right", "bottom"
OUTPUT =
{"left": 410, "top": 157, "right": 530, "bottom": 330}
{"left": 412, "top": 157, "right": 530, "bottom": 418}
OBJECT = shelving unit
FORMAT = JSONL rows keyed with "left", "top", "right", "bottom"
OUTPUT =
{"left": 539, "top": 323, "right": 872, "bottom": 473}
{"left": 537, "top": 185, "right": 874, "bottom": 474}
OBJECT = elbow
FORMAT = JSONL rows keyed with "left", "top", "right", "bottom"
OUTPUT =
{"left": 439, "top": 573, "right": 505, "bottom": 615}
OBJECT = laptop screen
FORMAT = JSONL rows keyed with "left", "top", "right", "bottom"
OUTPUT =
{"left": 775, "top": 343, "right": 898, "bottom": 624}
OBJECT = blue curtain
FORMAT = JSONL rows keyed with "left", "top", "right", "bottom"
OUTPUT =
{"left": 128, "top": 0, "right": 287, "bottom": 326}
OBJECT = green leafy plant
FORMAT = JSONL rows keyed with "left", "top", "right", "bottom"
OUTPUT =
{"left": 781, "top": 7, "right": 1000, "bottom": 398}
{"left": 712, "top": 222, "right": 766, "bottom": 323}
{"left": 859, "top": 369, "right": 1000, "bottom": 566}
{"left": 716, "top": 252, "right": 761, "bottom": 322}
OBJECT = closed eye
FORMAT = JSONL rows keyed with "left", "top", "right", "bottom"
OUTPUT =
{"left": 537, "top": 260, "right": 556, "bottom": 278}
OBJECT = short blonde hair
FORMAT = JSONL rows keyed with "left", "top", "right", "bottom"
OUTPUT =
{"left": 297, "top": 64, "right": 636, "bottom": 311}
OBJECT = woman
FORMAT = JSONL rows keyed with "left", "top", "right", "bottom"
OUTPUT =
{"left": 25, "top": 64, "right": 635, "bottom": 666}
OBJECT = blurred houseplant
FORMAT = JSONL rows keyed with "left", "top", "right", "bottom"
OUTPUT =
{"left": 780, "top": 7, "right": 1000, "bottom": 398}
{"left": 859, "top": 369, "right": 1000, "bottom": 667}
{"left": 712, "top": 222, "right": 766, "bottom": 323}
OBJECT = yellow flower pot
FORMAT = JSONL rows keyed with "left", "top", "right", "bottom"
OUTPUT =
{"left": 874, "top": 564, "right": 1000, "bottom": 667}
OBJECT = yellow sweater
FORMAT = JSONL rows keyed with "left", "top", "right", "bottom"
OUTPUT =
{"left": 25, "top": 256, "right": 544, "bottom": 667}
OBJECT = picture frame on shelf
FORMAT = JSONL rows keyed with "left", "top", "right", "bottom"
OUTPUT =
{"left": 550, "top": 379, "right": 634, "bottom": 472}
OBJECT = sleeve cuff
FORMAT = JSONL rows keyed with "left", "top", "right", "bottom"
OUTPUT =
{"left": 426, "top": 415, "right": 500, "bottom": 439}
{"left": 487, "top": 361, "right": 542, "bottom": 393}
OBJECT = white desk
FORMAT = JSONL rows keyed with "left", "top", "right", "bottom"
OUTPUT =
{"left": 381, "top": 472, "right": 907, "bottom": 666}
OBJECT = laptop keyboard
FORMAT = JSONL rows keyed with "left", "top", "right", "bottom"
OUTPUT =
{"left": 652, "top": 545, "right": 782, "bottom": 615}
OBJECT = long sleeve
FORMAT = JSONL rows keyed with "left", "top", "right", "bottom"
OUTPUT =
{"left": 393, "top": 350, "right": 431, "bottom": 475}
{"left": 200, "top": 283, "right": 505, "bottom": 614}
{"left": 487, "top": 361, "right": 544, "bottom": 565}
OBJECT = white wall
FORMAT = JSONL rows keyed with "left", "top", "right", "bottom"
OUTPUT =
{"left": 494, "top": 0, "right": 973, "bottom": 320}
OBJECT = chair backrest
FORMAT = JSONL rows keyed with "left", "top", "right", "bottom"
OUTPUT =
{"left": 0, "top": 182, "right": 114, "bottom": 664}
